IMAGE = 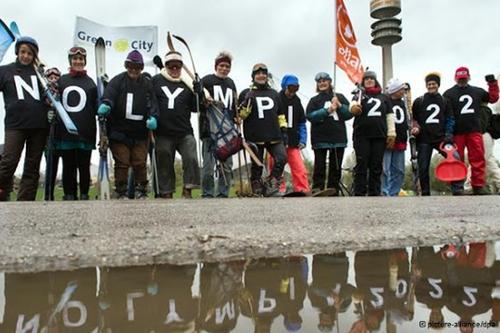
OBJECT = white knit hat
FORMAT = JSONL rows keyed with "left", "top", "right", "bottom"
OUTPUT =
{"left": 386, "top": 78, "right": 405, "bottom": 94}
{"left": 164, "top": 51, "right": 183, "bottom": 64}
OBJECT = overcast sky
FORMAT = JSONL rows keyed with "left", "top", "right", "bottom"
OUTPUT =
{"left": 1, "top": 0, "right": 499, "bottom": 164}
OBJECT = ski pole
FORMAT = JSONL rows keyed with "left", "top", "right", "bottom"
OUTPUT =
{"left": 44, "top": 116, "right": 56, "bottom": 201}
{"left": 149, "top": 131, "right": 160, "bottom": 197}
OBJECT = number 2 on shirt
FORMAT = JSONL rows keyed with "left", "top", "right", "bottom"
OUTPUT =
{"left": 459, "top": 95, "right": 474, "bottom": 114}
{"left": 367, "top": 98, "right": 382, "bottom": 117}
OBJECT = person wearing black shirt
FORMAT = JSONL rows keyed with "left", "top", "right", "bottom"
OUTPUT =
{"left": 443, "top": 66, "right": 499, "bottom": 195}
{"left": 382, "top": 78, "right": 408, "bottom": 196}
{"left": 200, "top": 52, "right": 236, "bottom": 198}
{"left": 238, "top": 63, "right": 287, "bottom": 197}
{"left": 98, "top": 50, "right": 159, "bottom": 199}
{"left": 0, "top": 36, "right": 48, "bottom": 201}
{"left": 55, "top": 46, "right": 97, "bottom": 200}
{"left": 350, "top": 71, "right": 395, "bottom": 196}
{"left": 412, "top": 72, "right": 454, "bottom": 196}
{"left": 152, "top": 51, "right": 201, "bottom": 199}
{"left": 306, "top": 72, "right": 351, "bottom": 195}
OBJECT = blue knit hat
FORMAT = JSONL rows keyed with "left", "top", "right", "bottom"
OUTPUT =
{"left": 281, "top": 74, "right": 299, "bottom": 89}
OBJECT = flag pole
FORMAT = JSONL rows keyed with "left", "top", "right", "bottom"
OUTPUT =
{"left": 333, "top": 0, "right": 337, "bottom": 96}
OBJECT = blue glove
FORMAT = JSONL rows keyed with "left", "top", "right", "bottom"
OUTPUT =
{"left": 97, "top": 103, "right": 111, "bottom": 116}
{"left": 146, "top": 116, "right": 157, "bottom": 130}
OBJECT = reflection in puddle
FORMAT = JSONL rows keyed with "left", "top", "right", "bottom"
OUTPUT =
{"left": 0, "top": 242, "right": 498, "bottom": 332}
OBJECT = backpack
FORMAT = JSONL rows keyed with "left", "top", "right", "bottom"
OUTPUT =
{"left": 207, "top": 102, "right": 242, "bottom": 162}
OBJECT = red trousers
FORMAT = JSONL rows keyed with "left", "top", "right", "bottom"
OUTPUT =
{"left": 454, "top": 132, "right": 486, "bottom": 188}
{"left": 268, "top": 147, "right": 310, "bottom": 193}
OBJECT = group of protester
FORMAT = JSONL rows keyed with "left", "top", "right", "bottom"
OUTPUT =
{"left": 0, "top": 36, "right": 498, "bottom": 201}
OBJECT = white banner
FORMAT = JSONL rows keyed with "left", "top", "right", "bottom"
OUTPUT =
{"left": 73, "top": 16, "right": 158, "bottom": 66}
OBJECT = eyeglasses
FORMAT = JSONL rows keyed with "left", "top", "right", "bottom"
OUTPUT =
{"left": 68, "top": 46, "right": 87, "bottom": 56}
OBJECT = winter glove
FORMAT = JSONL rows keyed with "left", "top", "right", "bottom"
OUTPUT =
{"left": 47, "top": 110, "right": 55, "bottom": 124}
{"left": 443, "top": 133, "right": 454, "bottom": 145}
{"left": 97, "top": 103, "right": 111, "bottom": 117}
{"left": 485, "top": 74, "right": 496, "bottom": 83}
{"left": 146, "top": 116, "right": 157, "bottom": 130}
{"left": 350, "top": 102, "right": 362, "bottom": 116}
{"left": 281, "top": 128, "right": 288, "bottom": 146}
{"left": 239, "top": 105, "right": 251, "bottom": 120}
{"left": 192, "top": 80, "right": 205, "bottom": 104}
{"left": 386, "top": 135, "right": 396, "bottom": 149}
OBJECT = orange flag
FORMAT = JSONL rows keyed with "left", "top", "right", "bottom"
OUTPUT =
{"left": 336, "top": 0, "right": 364, "bottom": 84}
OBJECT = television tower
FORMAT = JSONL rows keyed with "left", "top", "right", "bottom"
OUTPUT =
{"left": 370, "top": 0, "right": 402, "bottom": 88}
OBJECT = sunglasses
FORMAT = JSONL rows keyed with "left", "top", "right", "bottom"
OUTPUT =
{"left": 127, "top": 63, "right": 144, "bottom": 71}
{"left": 166, "top": 62, "right": 182, "bottom": 70}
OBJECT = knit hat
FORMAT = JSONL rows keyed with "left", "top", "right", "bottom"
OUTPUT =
{"left": 281, "top": 74, "right": 299, "bottom": 89}
{"left": 125, "top": 50, "right": 144, "bottom": 65}
{"left": 214, "top": 51, "right": 232, "bottom": 69}
{"left": 164, "top": 51, "right": 183, "bottom": 65}
{"left": 455, "top": 66, "right": 470, "bottom": 80}
{"left": 386, "top": 78, "right": 405, "bottom": 94}
{"left": 15, "top": 36, "right": 38, "bottom": 57}
{"left": 425, "top": 72, "right": 441, "bottom": 86}
{"left": 363, "top": 70, "right": 377, "bottom": 80}
{"left": 252, "top": 63, "right": 268, "bottom": 79}
{"left": 314, "top": 72, "right": 332, "bottom": 82}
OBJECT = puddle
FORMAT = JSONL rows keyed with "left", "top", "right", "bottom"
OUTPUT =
{"left": 0, "top": 242, "right": 498, "bottom": 332}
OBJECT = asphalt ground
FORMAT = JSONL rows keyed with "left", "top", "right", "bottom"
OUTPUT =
{"left": 0, "top": 196, "right": 499, "bottom": 272}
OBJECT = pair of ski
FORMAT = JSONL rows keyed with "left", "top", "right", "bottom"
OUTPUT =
{"left": 94, "top": 38, "right": 111, "bottom": 200}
